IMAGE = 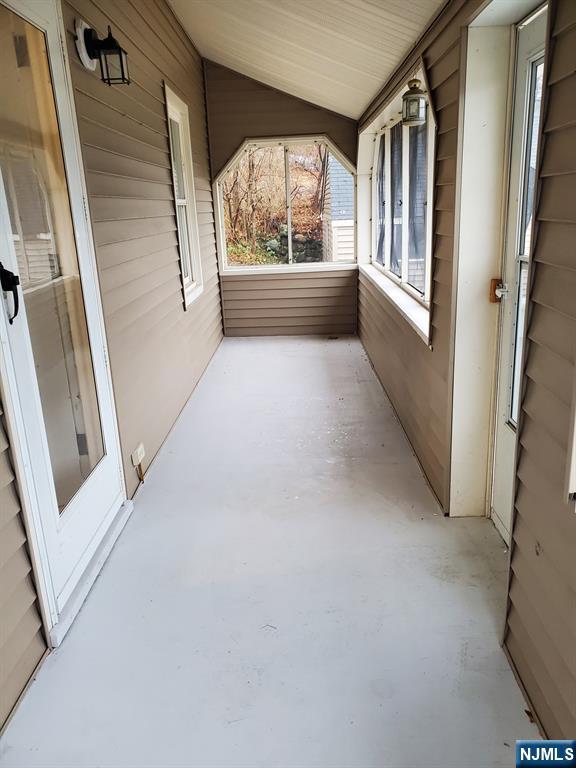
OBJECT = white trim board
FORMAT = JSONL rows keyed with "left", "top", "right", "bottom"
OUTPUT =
{"left": 449, "top": 26, "right": 511, "bottom": 518}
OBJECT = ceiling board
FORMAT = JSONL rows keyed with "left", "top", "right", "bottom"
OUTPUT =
{"left": 168, "top": 0, "right": 448, "bottom": 118}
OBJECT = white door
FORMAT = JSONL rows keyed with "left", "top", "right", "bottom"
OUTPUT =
{"left": 491, "top": 8, "right": 546, "bottom": 543}
{"left": 0, "top": 0, "right": 125, "bottom": 623}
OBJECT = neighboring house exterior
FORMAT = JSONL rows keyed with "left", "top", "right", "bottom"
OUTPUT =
{"left": 323, "top": 155, "right": 355, "bottom": 263}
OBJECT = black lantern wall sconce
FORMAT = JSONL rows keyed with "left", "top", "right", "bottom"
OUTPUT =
{"left": 75, "top": 19, "right": 130, "bottom": 85}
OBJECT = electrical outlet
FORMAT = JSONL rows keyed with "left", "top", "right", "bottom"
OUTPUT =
{"left": 131, "top": 442, "right": 145, "bottom": 467}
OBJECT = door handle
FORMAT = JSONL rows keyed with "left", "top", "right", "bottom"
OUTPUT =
{"left": 0, "top": 262, "right": 20, "bottom": 324}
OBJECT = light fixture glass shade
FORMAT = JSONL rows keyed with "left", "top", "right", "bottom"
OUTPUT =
{"left": 402, "top": 78, "right": 427, "bottom": 126}
{"left": 99, "top": 43, "right": 130, "bottom": 85}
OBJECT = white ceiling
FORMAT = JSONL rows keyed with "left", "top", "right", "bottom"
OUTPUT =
{"left": 168, "top": 0, "right": 448, "bottom": 119}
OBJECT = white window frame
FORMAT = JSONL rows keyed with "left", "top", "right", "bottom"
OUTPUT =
{"left": 165, "top": 84, "right": 203, "bottom": 306}
{"left": 213, "top": 134, "right": 357, "bottom": 275}
{"left": 371, "top": 113, "right": 435, "bottom": 307}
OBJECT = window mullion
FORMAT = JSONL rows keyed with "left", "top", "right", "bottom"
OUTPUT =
{"left": 401, "top": 124, "right": 410, "bottom": 284}
{"left": 284, "top": 145, "right": 293, "bottom": 265}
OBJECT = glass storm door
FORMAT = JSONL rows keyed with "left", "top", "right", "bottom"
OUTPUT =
{"left": 0, "top": 0, "right": 124, "bottom": 617}
{"left": 491, "top": 8, "right": 546, "bottom": 543}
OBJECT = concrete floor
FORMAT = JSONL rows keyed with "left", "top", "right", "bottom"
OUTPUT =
{"left": 0, "top": 337, "right": 538, "bottom": 768}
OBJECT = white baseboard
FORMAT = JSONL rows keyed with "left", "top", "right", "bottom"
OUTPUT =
{"left": 49, "top": 500, "right": 134, "bottom": 647}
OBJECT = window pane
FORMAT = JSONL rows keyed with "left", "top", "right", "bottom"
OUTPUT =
{"left": 222, "top": 145, "right": 288, "bottom": 266}
{"left": 168, "top": 117, "right": 185, "bottom": 201}
{"left": 520, "top": 60, "right": 543, "bottom": 257}
{"left": 390, "top": 123, "right": 402, "bottom": 276}
{"left": 511, "top": 262, "right": 529, "bottom": 424}
{"left": 176, "top": 204, "right": 191, "bottom": 280}
{"left": 408, "top": 122, "right": 427, "bottom": 294}
{"left": 289, "top": 143, "right": 325, "bottom": 263}
{"left": 375, "top": 136, "right": 385, "bottom": 265}
{"left": 322, "top": 151, "right": 355, "bottom": 263}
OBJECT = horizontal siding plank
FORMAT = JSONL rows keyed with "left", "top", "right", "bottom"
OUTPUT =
{"left": 524, "top": 339, "right": 573, "bottom": 405}
{"left": 534, "top": 221, "right": 576, "bottom": 270}
{"left": 221, "top": 271, "right": 357, "bottom": 337}
{"left": 522, "top": 376, "right": 571, "bottom": 449}
{"left": 221, "top": 276, "right": 356, "bottom": 291}
{"left": 222, "top": 286, "right": 356, "bottom": 301}
{"left": 435, "top": 101, "right": 459, "bottom": 134}
{"left": 86, "top": 172, "right": 174, "bottom": 200}
{"left": 427, "top": 41, "right": 460, "bottom": 90}
{"left": 91, "top": 198, "right": 175, "bottom": 222}
{"left": 553, "top": 1, "right": 576, "bottom": 35}
{"left": 433, "top": 72, "right": 459, "bottom": 111}
{"left": 527, "top": 303, "right": 575, "bottom": 362}
{"left": 538, "top": 173, "right": 576, "bottom": 223}
{"left": 81, "top": 146, "right": 172, "bottom": 183}
{"left": 225, "top": 306, "right": 357, "bottom": 319}
{"left": 223, "top": 296, "right": 351, "bottom": 310}
{"left": 545, "top": 74, "right": 576, "bottom": 131}
{"left": 226, "top": 314, "right": 356, "bottom": 328}
{"left": 225, "top": 325, "right": 355, "bottom": 337}
{"left": 548, "top": 25, "right": 576, "bottom": 83}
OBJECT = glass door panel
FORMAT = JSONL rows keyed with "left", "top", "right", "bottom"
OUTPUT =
{"left": 0, "top": 4, "right": 104, "bottom": 511}
{"left": 509, "top": 57, "right": 543, "bottom": 426}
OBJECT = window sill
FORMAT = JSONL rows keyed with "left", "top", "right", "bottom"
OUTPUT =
{"left": 220, "top": 262, "right": 358, "bottom": 277}
{"left": 183, "top": 282, "right": 204, "bottom": 308}
{"left": 359, "top": 264, "right": 430, "bottom": 344}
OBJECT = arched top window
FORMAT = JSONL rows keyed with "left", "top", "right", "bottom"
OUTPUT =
{"left": 214, "top": 137, "right": 356, "bottom": 271}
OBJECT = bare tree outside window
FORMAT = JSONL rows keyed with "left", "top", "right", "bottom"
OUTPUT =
{"left": 220, "top": 141, "right": 354, "bottom": 267}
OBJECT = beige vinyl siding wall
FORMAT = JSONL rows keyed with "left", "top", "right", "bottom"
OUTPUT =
{"left": 504, "top": 0, "right": 576, "bottom": 738}
{"left": 204, "top": 61, "right": 358, "bottom": 179}
{"left": 62, "top": 0, "right": 222, "bottom": 496}
{"left": 358, "top": 2, "right": 480, "bottom": 508}
{"left": 0, "top": 397, "right": 46, "bottom": 731}
{"left": 221, "top": 270, "right": 357, "bottom": 336}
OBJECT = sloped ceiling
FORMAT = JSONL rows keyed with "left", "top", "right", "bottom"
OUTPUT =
{"left": 168, "top": 0, "right": 448, "bottom": 119}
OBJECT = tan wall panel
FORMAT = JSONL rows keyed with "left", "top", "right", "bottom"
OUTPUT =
{"left": 357, "top": 21, "right": 471, "bottom": 507}
{"left": 0, "top": 399, "right": 46, "bottom": 730}
{"left": 504, "top": 0, "right": 576, "bottom": 738}
{"left": 63, "top": 0, "right": 223, "bottom": 495}
{"left": 204, "top": 61, "right": 358, "bottom": 178}
{"left": 221, "top": 270, "right": 357, "bottom": 337}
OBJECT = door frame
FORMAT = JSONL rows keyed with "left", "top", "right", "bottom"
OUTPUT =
{"left": 489, "top": 4, "right": 547, "bottom": 542}
{"left": 0, "top": 0, "right": 128, "bottom": 644}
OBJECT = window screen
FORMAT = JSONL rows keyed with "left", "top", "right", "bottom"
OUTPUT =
{"left": 375, "top": 136, "right": 385, "bottom": 265}
{"left": 408, "top": 122, "right": 427, "bottom": 294}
